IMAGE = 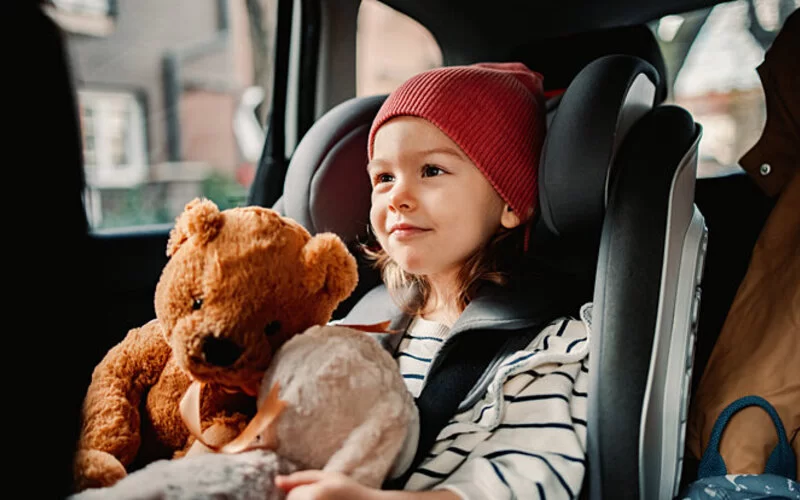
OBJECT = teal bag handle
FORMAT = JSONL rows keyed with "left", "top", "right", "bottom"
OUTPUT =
{"left": 698, "top": 395, "right": 797, "bottom": 480}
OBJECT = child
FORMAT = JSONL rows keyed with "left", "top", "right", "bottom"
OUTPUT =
{"left": 276, "top": 62, "right": 591, "bottom": 500}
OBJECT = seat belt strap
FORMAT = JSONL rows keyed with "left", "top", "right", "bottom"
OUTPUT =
{"left": 383, "top": 324, "right": 544, "bottom": 489}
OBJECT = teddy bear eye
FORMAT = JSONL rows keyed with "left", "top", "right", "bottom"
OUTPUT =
{"left": 192, "top": 298, "right": 203, "bottom": 310}
{"left": 264, "top": 321, "right": 281, "bottom": 337}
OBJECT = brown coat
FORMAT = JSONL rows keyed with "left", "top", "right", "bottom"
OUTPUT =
{"left": 739, "top": 11, "right": 799, "bottom": 197}
{"left": 687, "top": 170, "right": 800, "bottom": 476}
{"left": 687, "top": 11, "right": 800, "bottom": 477}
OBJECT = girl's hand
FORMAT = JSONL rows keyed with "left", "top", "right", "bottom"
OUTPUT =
{"left": 275, "top": 470, "right": 383, "bottom": 500}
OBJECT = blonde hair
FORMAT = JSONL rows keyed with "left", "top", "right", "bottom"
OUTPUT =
{"left": 362, "top": 222, "right": 531, "bottom": 315}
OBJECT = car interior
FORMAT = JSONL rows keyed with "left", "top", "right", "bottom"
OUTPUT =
{"left": 21, "top": 0, "right": 790, "bottom": 498}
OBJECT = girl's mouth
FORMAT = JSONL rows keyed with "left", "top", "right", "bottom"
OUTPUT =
{"left": 390, "top": 223, "right": 431, "bottom": 239}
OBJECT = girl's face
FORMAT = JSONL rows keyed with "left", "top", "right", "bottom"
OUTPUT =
{"left": 369, "top": 116, "right": 520, "bottom": 279}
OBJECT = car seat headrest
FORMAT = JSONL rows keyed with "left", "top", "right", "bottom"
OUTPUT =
{"left": 538, "top": 54, "right": 660, "bottom": 242}
{"left": 280, "top": 94, "right": 385, "bottom": 243}
{"left": 509, "top": 24, "right": 667, "bottom": 104}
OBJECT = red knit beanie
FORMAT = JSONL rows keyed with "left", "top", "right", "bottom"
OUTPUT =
{"left": 368, "top": 62, "right": 546, "bottom": 222}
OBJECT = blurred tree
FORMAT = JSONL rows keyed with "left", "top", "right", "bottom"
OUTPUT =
{"left": 97, "top": 187, "right": 169, "bottom": 229}
{"left": 202, "top": 171, "right": 247, "bottom": 210}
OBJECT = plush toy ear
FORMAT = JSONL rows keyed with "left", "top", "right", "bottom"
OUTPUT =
{"left": 166, "top": 198, "right": 224, "bottom": 257}
{"left": 301, "top": 233, "right": 359, "bottom": 304}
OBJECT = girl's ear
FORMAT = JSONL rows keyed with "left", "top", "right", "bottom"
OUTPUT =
{"left": 500, "top": 204, "right": 522, "bottom": 229}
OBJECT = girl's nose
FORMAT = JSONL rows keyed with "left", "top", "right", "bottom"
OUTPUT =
{"left": 388, "top": 181, "right": 416, "bottom": 212}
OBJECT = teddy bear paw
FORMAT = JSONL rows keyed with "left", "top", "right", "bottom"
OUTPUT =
{"left": 73, "top": 449, "right": 127, "bottom": 492}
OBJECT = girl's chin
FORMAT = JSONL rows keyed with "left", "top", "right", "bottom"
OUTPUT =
{"left": 392, "top": 259, "right": 428, "bottom": 276}
{"left": 395, "top": 260, "right": 441, "bottom": 277}
{"left": 389, "top": 249, "right": 447, "bottom": 276}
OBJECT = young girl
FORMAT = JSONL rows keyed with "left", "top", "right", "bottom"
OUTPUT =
{"left": 276, "top": 62, "right": 591, "bottom": 500}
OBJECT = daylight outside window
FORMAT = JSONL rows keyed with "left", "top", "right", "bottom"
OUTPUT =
{"left": 653, "top": 0, "right": 798, "bottom": 177}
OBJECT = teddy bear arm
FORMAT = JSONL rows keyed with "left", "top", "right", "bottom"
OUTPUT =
{"left": 321, "top": 401, "right": 411, "bottom": 489}
{"left": 79, "top": 320, "right": 174, "bottom": 464}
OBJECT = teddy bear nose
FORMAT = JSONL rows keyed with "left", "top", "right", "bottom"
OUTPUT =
{"left": 201, "top": 336, "right": 243, "bottom": 367}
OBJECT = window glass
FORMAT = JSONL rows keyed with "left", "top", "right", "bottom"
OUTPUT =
{"left": 356, "top": 0, "right": 443, "bottom": 96}
{"left": 50, "top": 0, "right": 276, "bottom": 231}
{"left": 652, "top": 0, "right": 799, "bottom": 178}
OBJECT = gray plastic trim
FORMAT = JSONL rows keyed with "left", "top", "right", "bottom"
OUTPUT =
{"left": 604, "top": 73, "right": 656, "bottom": 206}
{"left": 639, "top": 128, "right": 707, "bottom": 500}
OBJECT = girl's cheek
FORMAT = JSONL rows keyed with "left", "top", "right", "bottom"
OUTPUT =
{"left": 370, "top": 192, "right": 386, "bottom": 213}
{"left": 369, "top": 204, "right": 383, "bottom": 231}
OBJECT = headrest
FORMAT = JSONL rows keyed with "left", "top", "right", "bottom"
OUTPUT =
{"left": 280, "top": 94, "right": 385, "bottom": 243}
{"left": 538, "top": 54, "right": 660, "bottom": 241}
{"left": 279, "top": 55, "right": 660, "bottom": 257}
{"left": 509, "top": 24, "right": 667, "bottom": 104}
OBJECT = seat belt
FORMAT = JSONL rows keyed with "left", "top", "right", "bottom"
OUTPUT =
{"left": 383, "top": 323, "right": 546, "bottom": 490}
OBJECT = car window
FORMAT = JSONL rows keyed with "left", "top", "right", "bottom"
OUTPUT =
{"left": 49, "top": 0, "right": 277, "bottom": 232}
{"left": 651, "top": 0, "right": 799, "bottom": 178}
{"left": 356, "top": 0, "right": 443, "bottom": 96}
{"left": 56, "top": 0, "right": 442, "bottom": 232}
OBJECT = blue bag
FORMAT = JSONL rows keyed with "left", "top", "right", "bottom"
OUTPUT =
{"left": 681, "top": 395, "right": 799, "bottom": 500}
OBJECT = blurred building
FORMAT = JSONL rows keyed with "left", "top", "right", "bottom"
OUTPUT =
{"left": 47, "top": 0, "right": 263, "bottom": 228}
{"left": 356, "top": 0, "right": 442, "bottom": 96}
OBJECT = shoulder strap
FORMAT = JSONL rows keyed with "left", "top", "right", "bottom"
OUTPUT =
{"left": 383, "top": 325, "right": 538, "bottom": 489}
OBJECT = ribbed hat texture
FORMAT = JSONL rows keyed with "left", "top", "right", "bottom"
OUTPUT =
{"left": 368, "top": 62, "right": 546, "bottom": 221}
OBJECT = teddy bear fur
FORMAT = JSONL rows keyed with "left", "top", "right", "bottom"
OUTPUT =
{"left": 73, "top": 198, "right": 359, "bottom": 492}
{"left": 69, "top": 324, "right": 417, "bottom": 500}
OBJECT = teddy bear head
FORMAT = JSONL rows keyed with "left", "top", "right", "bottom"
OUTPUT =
{"left": 154, "top": 198, "right": 358, "bottom": 396}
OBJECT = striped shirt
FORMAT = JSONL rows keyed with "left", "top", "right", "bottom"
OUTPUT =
{"left": 396, "top": 316, "right": 451, "bottom": 397}
{"left": 395, "top": 303, "right": 592, "bottom": 500}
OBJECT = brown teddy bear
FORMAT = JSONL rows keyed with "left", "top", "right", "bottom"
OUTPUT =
{"left": 73, "top": 198, "right": 359, "bottom": 492}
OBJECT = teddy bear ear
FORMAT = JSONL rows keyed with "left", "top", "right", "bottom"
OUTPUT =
{"left": 301, "top": 233, "right": 359, "bottom": 305}
{"left": 166, "top": 197, "right": 224, "bottom": 257}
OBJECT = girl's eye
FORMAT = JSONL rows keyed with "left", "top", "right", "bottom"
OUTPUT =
{"left": 374, "top": 173, "right": 394, "bottom": 184}
{"left": 422, "top": 164, "right": 445, "bottom": 177}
